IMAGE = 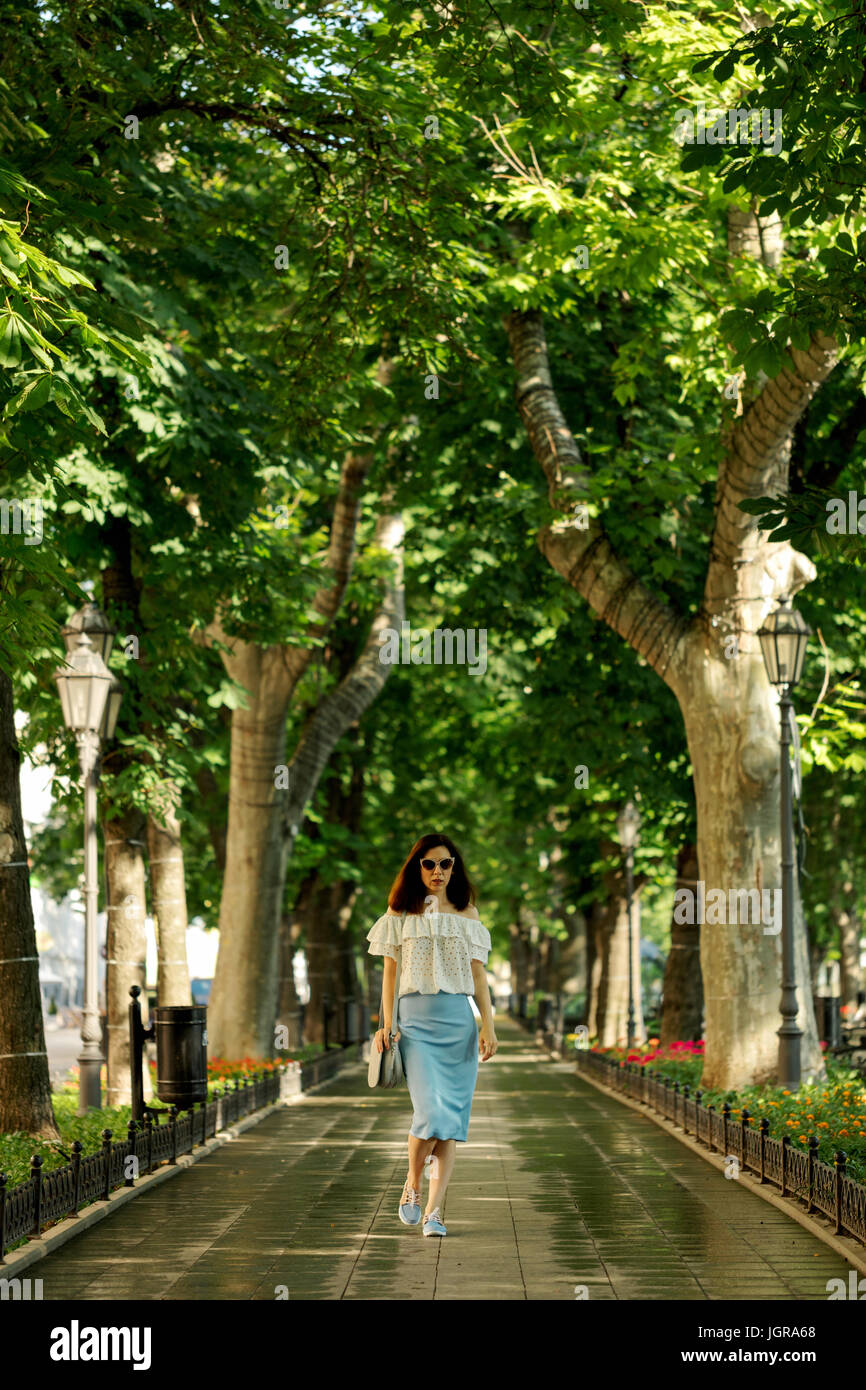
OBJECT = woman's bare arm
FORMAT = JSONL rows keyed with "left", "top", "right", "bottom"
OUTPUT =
{"left": 382, "top": 955, "right": 397, "bottom": 1032}
{"left": 470, "top": 959, "right": 495, "bottom": 1029}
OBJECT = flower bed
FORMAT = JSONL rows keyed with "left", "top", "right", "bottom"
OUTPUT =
{"left": 576, "top": 1037, "right": 866, "bottom": 1184}
{"left": 0, "top": 1049, "right": 322, "bottom": 1191}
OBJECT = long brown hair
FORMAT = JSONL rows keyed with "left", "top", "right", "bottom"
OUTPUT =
{"left": 387, "top": 833, "right": 476, "bottom": 914}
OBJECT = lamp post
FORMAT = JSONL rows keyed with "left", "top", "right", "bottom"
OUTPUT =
{"left": 757, "top": 594, "right": 812, "bottom": 1089}
{"left": 53, "top": 606, "right": 123, "bottom": 1114}
{"left": 615, "top": 799, "right": 641, "bottom": 1049}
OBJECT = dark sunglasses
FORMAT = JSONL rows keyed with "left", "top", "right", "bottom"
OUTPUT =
{"left": 420, "top": 857, "right": 454, "bottom": 871}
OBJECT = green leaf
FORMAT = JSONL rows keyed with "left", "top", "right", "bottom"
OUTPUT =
{"left": 3, "top": 372, "right": 52, "bottom": 416}
{"left": 0, "top": 311, "right": 23, "bottom": 367}
{"left": 691, "top": 53, "right": 722, "bottom": 74}
{"left": 16, "top": 316, "right": 57, "bottom": 368}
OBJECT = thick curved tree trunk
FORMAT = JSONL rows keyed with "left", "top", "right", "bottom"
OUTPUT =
{"left": 203, "top": 438, "right": 372, "bottom": 1060}
{"left": 660, "top": 842, "right": 703, "bottom": 1045}
{"left": 146, "top": 789, "right": 192, "bottom": 1006}
{"left": 200, "top": 661, "right": 290, "bottom": 1061}
{"left": 0, "top": 664, "right": 59, "bottom": 1137}
{"left": 207, "top": 505, "right": 404, "bottom": 1059}
{"left": 505, "top": 305, "right": 835, "bottom": 1088}
{"left": 679, "top": 645, "right": 823, "bottom": 1085}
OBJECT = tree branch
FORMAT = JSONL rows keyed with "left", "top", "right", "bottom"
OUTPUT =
{"left": 705, "top": 330, "right": 838, "bottom": 619}
{"left": 504, "top": 308, "right": 693, "bottom": 694}
{"left": 281, "top": 506, "right": 405, "bottom": 842}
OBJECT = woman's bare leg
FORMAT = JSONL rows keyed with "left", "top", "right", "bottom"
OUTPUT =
{"left": 425, "top": 1139, "right": 456, "bottom": 1215}
{"left": 407, "top": 1134, "right": 438, "bottom": 1188}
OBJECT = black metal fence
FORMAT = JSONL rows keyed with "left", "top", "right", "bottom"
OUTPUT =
{"left": 0, "top": 1069, "right": 287, "bottom": 1262}
{"left": 577, "top": 1048, "right": 866, "bottom": 1248}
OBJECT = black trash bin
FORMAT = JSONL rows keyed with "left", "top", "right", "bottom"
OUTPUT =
{"left": 152, "top": 1004, "right": 208, "bottom": 1109}
{"left": 813, "top": 994, "right": 843, "bottom": 1049}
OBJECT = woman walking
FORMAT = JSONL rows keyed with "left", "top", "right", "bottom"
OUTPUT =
{"left": 367, "top": 833, "right": 498, "bottom": 1237}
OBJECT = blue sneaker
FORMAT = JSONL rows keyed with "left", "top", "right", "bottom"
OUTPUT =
{"left": 399, "top": 1181, "right": 421, "bottom": 1225}
{"left": 422, "top": 1206, "right": 447, "bottom": 1237}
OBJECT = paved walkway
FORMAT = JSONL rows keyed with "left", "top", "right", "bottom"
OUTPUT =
{"left": 31, "top": 1015, "right": 856, "bottom": 1300}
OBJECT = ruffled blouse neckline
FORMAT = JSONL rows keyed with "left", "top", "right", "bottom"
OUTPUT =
{"left": 394, "top": 909, "right": 483, "bottom": 922}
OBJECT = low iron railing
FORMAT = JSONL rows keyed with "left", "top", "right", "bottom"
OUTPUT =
{"left": 576, "top": 1048, "right": 866, "bottom": 1248}
{"left": 0, "top": 1069, "right": 289, "bottom": 1262}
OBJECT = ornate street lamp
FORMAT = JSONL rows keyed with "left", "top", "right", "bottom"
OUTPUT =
{"left": 61, "top": 603, "right": 123, "bottom": 742}
{"left": 53, "top": 607, "right": 123, "bottom": 1113}
{"left": 615, "top": 799, "right": 641, "bottom": 1049}
{"left": 757, "top": 594, "right": 812, "bottom": 1088}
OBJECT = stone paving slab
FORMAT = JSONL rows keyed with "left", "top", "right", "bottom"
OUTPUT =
{"left": 25, "top": 1015, "right": 859, "bottom": 1300}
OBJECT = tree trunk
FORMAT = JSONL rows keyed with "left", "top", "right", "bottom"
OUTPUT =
{"left": 537, "top": 928, "right": 554, "bottom": 995}
{"left": 207, "top": 672, "right": 292, "bottom": 1060}
{"left": 208, "top": 505, "right": 404, "bottom": 1059}
{"left": 595, "top": 855, "right": 646, "bottom": 1047}
{"left": 505, "top": 307, "right": 834, "bottom": 1088}
{"left": 0, "top": 664, "right": 59, "bottom": 1137}
{"left": 679, "top": 647, "right": 822, "bottom": 1086}
{"left": 146, "top": 787, "right": 192, "bottom": 1006}
{"left": 520, "top": 907, "right": 542, "bottom": 1000}
{"left": 809, "top": 934, "right": 822, "bottom": 998}
{"left": 335, "top": 883, "right": 361, "bottom": 1041}
{"left": 276, "top": 910, "right": 303, "bottom": 1051}
{"left": 824, "top": 804, "right": 863, "bottom": 1009}
{"left": 837, "top": 904, "right": 863, "bottom": 1012}
{"left": 660, "top": 842, "right": 703, "bottom": 1045}
{"left": 302, "top": 878, "right": 333, "bottom": 1047}
{"left": 586, "top": 901, "right": 605, "bottom": 1037}
{"left": 509, "top": 903, "right": 532, "bottom": 1008}
{"left": 103, "top": 803, "right": 150, "bottom": 1106}
{"left": 545, "top": 853, "right": 588, "bottom": 1000}
{"left": 101, "top": 518, "right": 153, "bottom": 1106}
{"left": 301, "top": 876, "right": 360, "bottom": 1046}
{"left": 294, "top": 733, "right": 365, "bottom": 1047}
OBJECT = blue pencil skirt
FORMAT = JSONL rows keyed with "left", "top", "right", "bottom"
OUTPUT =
{"left": 396, "top": 990, "right": 479, "bottom": 1143}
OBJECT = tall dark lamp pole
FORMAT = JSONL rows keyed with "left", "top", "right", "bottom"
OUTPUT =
{"left": 616, "top": 800, "right": 641, "bottom": 1049}
{"left": 757, "top": 595, "right": 812, "bottom": 1089}
{"left": 53, "top": 604, "right": 123, "bottom": 1114}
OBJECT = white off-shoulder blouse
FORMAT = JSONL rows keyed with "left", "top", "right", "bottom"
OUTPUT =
{"left": 366, "top": 907, "right": 492, "bottom": 998}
